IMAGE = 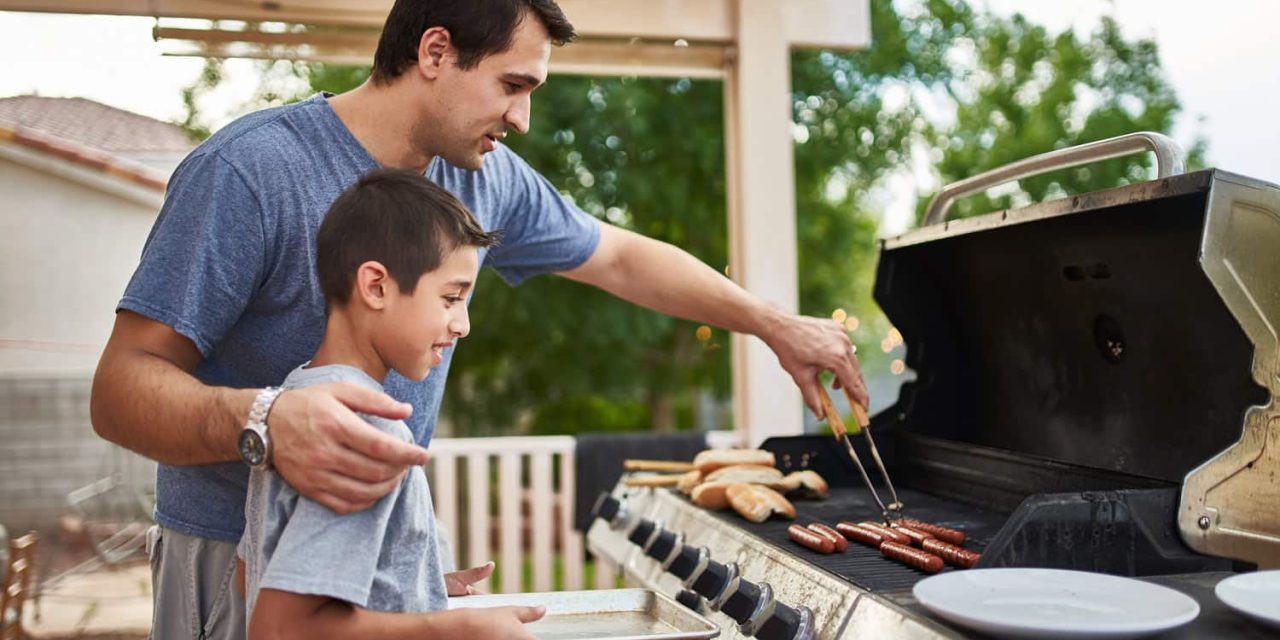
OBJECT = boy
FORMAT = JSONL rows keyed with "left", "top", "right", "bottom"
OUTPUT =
{"left": 239, "top": 168, "right": 543, "bottom": 639}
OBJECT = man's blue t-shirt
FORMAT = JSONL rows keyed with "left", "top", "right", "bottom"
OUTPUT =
{"left": 120, "top": 94, "right": 600, "bottom": 542}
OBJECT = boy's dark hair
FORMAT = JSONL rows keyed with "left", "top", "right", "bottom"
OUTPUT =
{"left": 371, "top": 0, "right": 576, "bottom": 84}
{"left": 317, "top": 168, "right": 500, "bottom": 308}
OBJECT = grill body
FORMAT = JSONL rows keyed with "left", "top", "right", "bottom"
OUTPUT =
{"left": 588, "top": 168, "right": 1280, "bottom": 639}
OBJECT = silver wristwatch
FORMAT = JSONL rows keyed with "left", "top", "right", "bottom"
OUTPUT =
{"left": 238, "top": 387, "right": 283, "bottom": 470}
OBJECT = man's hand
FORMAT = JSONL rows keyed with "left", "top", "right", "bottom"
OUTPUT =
{"left": 269, "top": 382, "right": 426, "bottom": 514}
{"left": 445, "top": 561, "right": 494, "bottom": 596}
{"left": 761, "top": 313, "right": 869, "bottom": 418}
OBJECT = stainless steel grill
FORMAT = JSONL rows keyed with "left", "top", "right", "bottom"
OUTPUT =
{"left": 586, "top": 134, "right": 1280, "bottom": 639}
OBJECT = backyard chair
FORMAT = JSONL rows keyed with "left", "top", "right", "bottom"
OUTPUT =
{"left": 1, "top": 531, "right": 39, "bottom": 640}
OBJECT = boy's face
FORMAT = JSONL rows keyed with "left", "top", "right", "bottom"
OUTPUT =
{"left": 374, "top": 245, "right": 479, "bottom": 381}
{"left": 419, "top": 14, "right": 550, "bottom": 169}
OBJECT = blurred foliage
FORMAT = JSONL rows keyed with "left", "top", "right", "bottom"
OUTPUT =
{"left": 177, "top": 0, "right": 1197, "bottom": 435}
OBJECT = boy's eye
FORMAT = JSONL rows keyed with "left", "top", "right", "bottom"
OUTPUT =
{"left": 505, "top": 82, "right": 521, "bottom": 93}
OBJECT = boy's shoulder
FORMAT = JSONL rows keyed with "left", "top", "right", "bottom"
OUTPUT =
{"left": 282, "top": 365, "right": 412, "bottom": 442}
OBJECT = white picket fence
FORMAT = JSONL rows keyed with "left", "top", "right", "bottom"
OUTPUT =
{"left": 426, "top": 432, "right": 741, "bottom": 593}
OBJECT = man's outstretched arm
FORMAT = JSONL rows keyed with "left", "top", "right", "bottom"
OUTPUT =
{"left": 90, "top": 310, "right": 427, "bottom": 513}
{"left": 561, "top": 223, "right": 868, "bottom": 417}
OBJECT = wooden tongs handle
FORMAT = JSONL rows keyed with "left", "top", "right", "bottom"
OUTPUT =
{"left": 818, "top": 385, "right": 851, "bottom": 439}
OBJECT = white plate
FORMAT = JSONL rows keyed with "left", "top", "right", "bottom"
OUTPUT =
{"left": 1215, "top": 570, "right": 1280, "bottom": 629}
{"left": 913, "top": 568, "right": 1200, "bottom": 639}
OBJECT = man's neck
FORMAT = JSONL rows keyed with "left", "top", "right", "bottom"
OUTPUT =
{"left": 309, "top": 310, "right": 389, "bottom": 383}
{"left": 328, "top": 80, "right": 436, "bottom": 173}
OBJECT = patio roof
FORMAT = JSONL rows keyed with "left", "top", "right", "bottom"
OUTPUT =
{"left": 2, "top": 0, "right": 872, "bottom": 444}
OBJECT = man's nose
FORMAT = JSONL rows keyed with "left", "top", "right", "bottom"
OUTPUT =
{"left": 505, "top": 95, "right": 531, "bottom": 135}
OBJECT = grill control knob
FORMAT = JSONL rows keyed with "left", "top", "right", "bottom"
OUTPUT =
{"left": 665, "top": 545, "right": 702, "bottom": 581}
{"left": 675, "top": 589, "right": 703, "bottom": 612}
{"left": 627, "top": 519, "right": 657, "bottom": 547}
{"left": 754, "top": 601, "right": 815, "bottom": 640}
{"left": 689, "top": 559, "right": 734, "bottom": 602}
{"left": 590, "top": 493, "right": 621, "bottom": 523}
{"left": 720, "top": 578, "right": 765, "bottom": 625}
{"left": 644, "top": 530, "right": 679, "bottom": 562}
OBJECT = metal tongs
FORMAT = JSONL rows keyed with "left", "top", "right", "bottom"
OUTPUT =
{"left": 818, "top": 381, "right": 903, "bottom": 524}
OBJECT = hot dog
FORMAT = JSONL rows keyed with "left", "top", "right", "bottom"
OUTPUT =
{"left": 880, "top": 541, "right": 944, "bottom": 573}
{"left": 890, "top": 523, "right": 936, "bottom": 547}
{"left": 858, "top": 521, "right": 911, "bottom": 546}
{"left": 788, "top": 523, "right": 835, "bottom": 554}
{"left": 896, "top": 518, "right": 966, "bottom": 545}
{"left": 806, "top": 522, "right": 848, "bottom": 552}
{"left": 922, "top": 538, "right": 981, "bottom": 568}
{"left": 836, "top": 521, "right": 883, "bottom": 547}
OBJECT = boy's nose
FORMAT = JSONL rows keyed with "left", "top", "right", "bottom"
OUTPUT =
{"left": 450, "top": 307, "right": 471, "bottom": 339}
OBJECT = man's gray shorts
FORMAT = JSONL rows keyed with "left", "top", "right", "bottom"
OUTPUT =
{"left": 147, "top": 526, "right": 245, "bottom": 640}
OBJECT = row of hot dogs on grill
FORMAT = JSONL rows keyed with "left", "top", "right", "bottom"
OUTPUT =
{"left": 786, "top": 518, "right": 979, "bottom": 573}
{"left": 625, "top": 448, "right": 981, "bottom": 574}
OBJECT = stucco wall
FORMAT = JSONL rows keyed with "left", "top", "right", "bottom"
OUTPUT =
{"left": 0, "top": 155, "right": 159, "bottom": 373}
{"left": 0, "top": 155, "right": 160, "bottom": 530}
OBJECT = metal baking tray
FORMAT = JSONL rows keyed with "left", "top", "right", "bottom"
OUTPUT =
{"left": 447, "top": 588, "right": 720, "bottom": 639}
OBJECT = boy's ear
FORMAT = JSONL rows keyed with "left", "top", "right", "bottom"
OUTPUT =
{"left": 354, "top": 261, "right": 392, "bottom": 310}
{"left": 417, "top": 26, "right": 453, "bottom": 79}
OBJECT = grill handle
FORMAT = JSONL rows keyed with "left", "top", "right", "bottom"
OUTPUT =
{"left": 923, "top": 131, "right": 1186, "bottom": 226}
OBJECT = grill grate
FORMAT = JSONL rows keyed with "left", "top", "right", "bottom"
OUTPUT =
{"left": 703, "top": 486, "right": 1007, "bottom": 592}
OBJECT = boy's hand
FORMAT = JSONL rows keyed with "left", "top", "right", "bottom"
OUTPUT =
{"left": 269, "top": 382, "right": 427, "bottom": 514}
{"left": 446, "top": 561, "right": 494, "bottom": 596}
{"left": 458, "top": 605, "right": 546, "bottom": 639}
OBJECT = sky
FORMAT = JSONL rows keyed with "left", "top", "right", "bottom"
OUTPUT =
{"left": 1, "top": 1, "right": 1277, "bottom": 221}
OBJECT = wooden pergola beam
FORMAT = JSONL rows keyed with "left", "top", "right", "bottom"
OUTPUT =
{"left": 0, "top": 0, "right": 867, "bottom": 48}
{"left": 153, "top": 27, "right": 732, "bottom": 79}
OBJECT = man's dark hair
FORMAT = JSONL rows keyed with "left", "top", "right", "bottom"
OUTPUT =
{"left": 371, "top": 0, "right": 577, "bottom": 84}
{"left": 317, "top": 168, "right": 500, "bottom": 308}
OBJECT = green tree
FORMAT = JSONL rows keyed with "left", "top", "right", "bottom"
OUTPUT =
{"left": 922, "top": 9, "right": 1204, "bottom": 220}
{"left": 176, "top": 0, "right": 1197, "bottom": 435}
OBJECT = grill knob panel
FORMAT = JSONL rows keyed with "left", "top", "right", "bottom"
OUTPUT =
{"left": 627, "top": 519, "right": 656, "bottom": 547}
{"left": 667, "top": 545, "right": 702, "bottom": 580}
{"left": 646, "top": 530, "right": 678, "bottom": 561}
{"left": 675, "top": 588, "right": 703, "bottom": 612}
{"left": 720, "top": 579, "right": 763, "bottom": 624}
{"left": 755, "top": 602, "right": 815, "bottom": 640}
{"left": 690, "top": 559, "right": 732, "bottom": 601}
{"left": 590, "top": 493, "right": 621, "bottom": 523}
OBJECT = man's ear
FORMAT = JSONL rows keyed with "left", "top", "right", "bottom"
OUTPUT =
{"left": 417, "top": 26, "right": 453, "bottom": 79}
{"left": 355, "top": 261, "right": 392, "bottom": 310}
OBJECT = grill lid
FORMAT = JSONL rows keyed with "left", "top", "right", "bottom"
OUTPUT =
{"left": 873, "top": 133, "right": 1280, "bottom": 567}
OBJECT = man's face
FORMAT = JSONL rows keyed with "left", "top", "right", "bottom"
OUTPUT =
{"left": 375, "top": 246, "right": 479, "bottom": 381}
{"left": 425, "top": 15, "right": 551, "bottom": 169}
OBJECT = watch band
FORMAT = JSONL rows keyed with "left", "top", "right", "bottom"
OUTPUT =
{"left": 248, "top": 386, "right": 284, "bottom": 428}
{"left": 242, "top": 386, "right": 283, "bottom": 468}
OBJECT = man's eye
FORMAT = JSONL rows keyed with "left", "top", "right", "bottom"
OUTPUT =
{"left": 505, "top": 82, "right": 521, "bottom": 93}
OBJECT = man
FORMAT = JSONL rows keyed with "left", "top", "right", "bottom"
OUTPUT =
{"left": 91, "top": 0, "right": 867, "bottom": 638}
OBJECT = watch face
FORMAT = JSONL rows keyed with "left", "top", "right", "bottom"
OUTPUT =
{"left": 239, "top": 429, "right": 266, "bottom": 466}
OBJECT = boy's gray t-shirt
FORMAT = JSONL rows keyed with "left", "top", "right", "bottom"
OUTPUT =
{"left": 240, "top": 364, "right": 448, "bottom": 618}
{"left": 119, "top": 93, "right": 600, "bottom": 543}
